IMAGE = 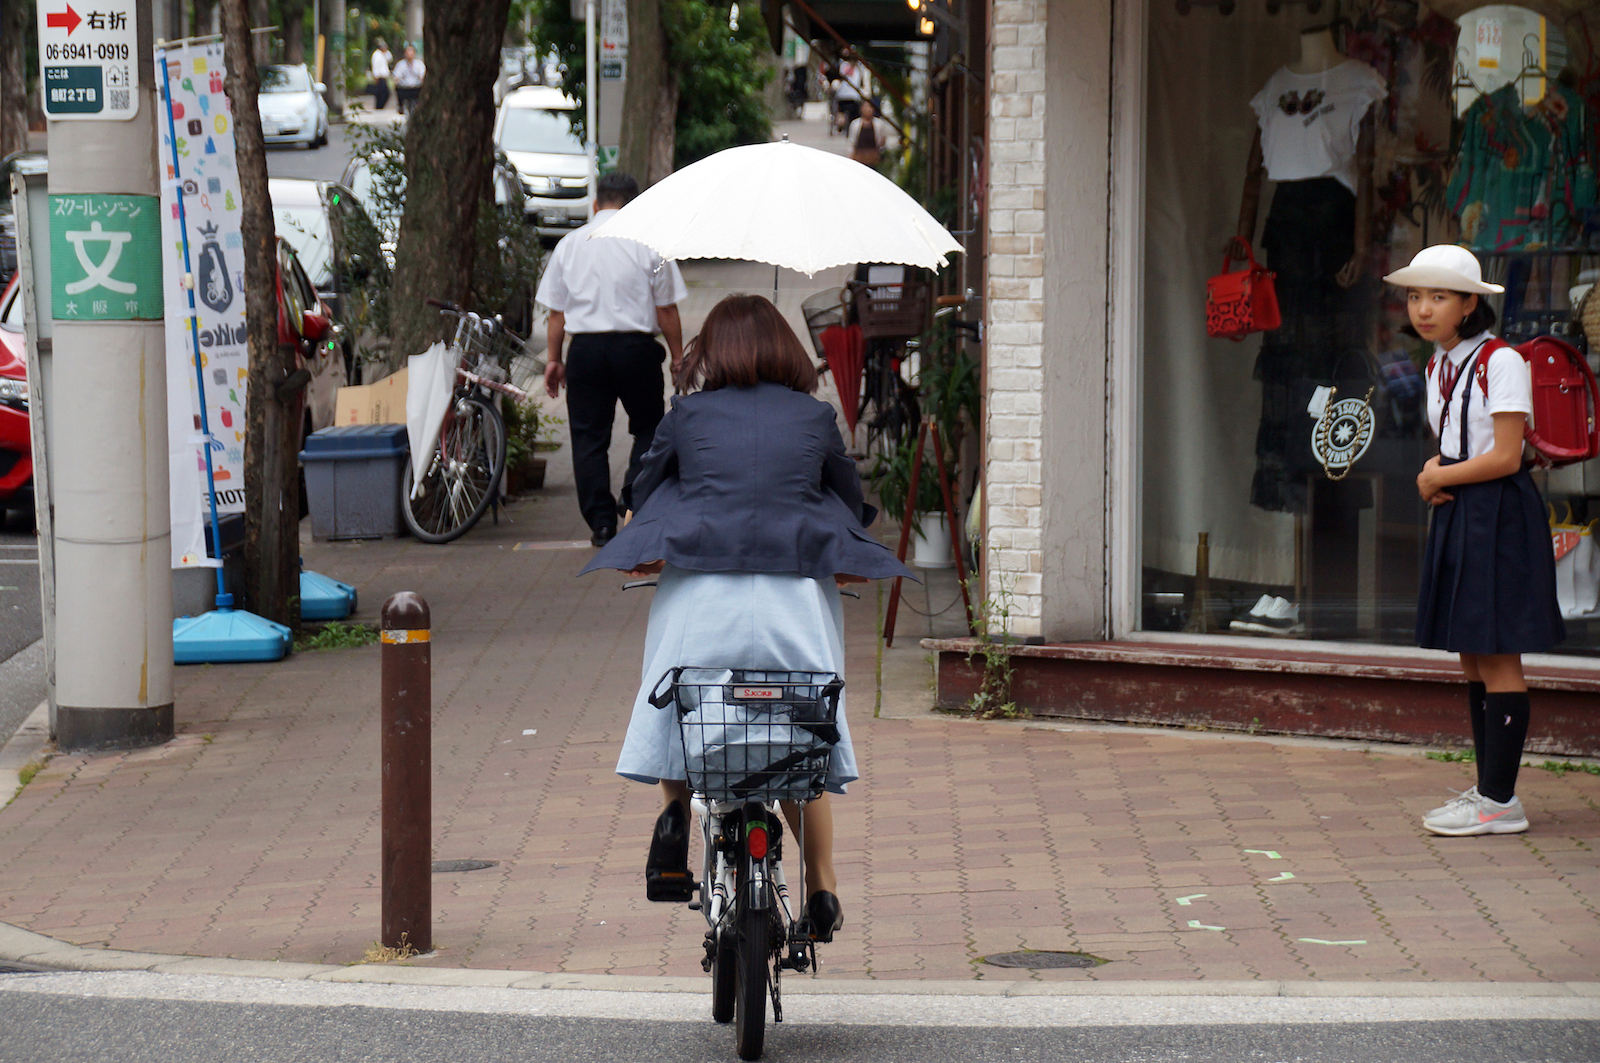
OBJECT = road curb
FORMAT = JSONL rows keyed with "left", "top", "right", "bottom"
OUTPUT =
{"left": 4, "top": 921, "right": 1598, "bottom": 999}
{"left": 0, "top": 698, "right": 49, "bottom": 795}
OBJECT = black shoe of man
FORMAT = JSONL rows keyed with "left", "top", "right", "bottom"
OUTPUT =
{"left": 591, "top": 525, "right": 615, "bottom": 548}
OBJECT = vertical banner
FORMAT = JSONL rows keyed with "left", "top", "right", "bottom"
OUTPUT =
{"left": 158, "top": 39, "right": 248, "bottom": 568}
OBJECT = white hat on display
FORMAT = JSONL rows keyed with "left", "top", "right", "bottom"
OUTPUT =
{"left": 1383, "top": 244, "right": 1505, "bottom": 295}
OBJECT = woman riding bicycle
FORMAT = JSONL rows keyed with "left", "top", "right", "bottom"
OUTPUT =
{"left": 581, "top": 293, "right": 914, "bottom": 942}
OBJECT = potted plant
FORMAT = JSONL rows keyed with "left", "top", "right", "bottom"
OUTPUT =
{"left": 503, "top": 399, "right": 564, "bottom": 494}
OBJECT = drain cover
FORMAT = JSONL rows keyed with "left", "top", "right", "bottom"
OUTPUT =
{"left": 431, "top": 859, "right": 499, "bottom": 873}
{"left": 982, "top": 951, "right": 1103, "bottom": 969}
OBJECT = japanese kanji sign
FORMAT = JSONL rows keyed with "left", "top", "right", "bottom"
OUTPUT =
{"left": 50, "top": 194, "right": 163, "bottom": 319}
{"left": 37, "top": 0, "right": 140, "bottom": 120}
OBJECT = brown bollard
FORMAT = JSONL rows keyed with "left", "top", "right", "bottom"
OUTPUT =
{"left": 381, "top": 592, "right": 431, "bottom": 954}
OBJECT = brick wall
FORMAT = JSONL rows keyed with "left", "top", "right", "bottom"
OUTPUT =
{"left": 985, "top": 0, "right": 1048, "bottom": 636}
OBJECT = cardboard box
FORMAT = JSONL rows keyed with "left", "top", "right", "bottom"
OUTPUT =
{"left": 335, "top": 368, "right": 408, "bottom": 425}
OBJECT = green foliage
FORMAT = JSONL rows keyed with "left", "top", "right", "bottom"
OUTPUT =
{"left": 1425, "top": 748, "right": 1477, "bottom": 764}
{"left": 870, "top": 435, "right": 945, "bottom": 524}
{"left": 529, "top": 0, "right": 772, "bottom": 167}
{"left": 1537, "top": 759, "right": 1600, "bottom": 777}
{"left": 965, "top": 557, "right": 1023, "bottom": 720}
{"left": 503, "top": 398, "right": 564, "bottom": 467}
{"left": 666, "top": 0, "right": 772, "bottom": 168}
{"left": 295, "top": 621, "right": 381, "bottom": 651}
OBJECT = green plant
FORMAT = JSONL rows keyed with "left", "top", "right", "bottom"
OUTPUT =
{"left": 503, "top": 399, "right": 564, "bottom": 467}
{"left": 1425, "top": 748, "right": 1477, "bottom": 764}
{"left": 964, "top": 558, "right": 1024, "bottom": 720}
{"left": 296, "top": 621, "right": 381, "bottom": 651}
{"left": 1537, "top": 759, "right": 1600, "bottom": 776}
{"left": 870, "top": 434, "right": 945, "bottom": 525}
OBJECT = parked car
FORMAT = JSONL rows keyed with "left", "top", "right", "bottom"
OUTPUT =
{"left": 494, "top": 86, "right": 591, "bottom": 238}
{"left": 0, "top": 274, "right": 31, "bottom": 516}
{"left": 259, "top": 64, "right": 330, "bottom": 150}
{"left": 270, "top": 176, "right": 389, "bottom": 386}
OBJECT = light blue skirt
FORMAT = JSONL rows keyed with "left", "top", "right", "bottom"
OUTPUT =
{"left": 616, "top": 565, "right": 859, "bottom": 795}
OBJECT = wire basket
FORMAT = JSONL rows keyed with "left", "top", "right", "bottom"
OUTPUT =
{"left": 649, "top": 668, "right": 843, "bottom": 802}
{"left": 801, "top": 288, "right": 849, "bottom": 362}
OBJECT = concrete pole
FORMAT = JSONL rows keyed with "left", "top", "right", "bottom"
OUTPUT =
{"left": 47, "top": 0, "right": 174, "bottom": 750}
{"left": 327, "top": 0, "right": 345, "bottom": 115}
{"left": 585, "top": 0, "right": 596, "bottom": 210}
{"left": 403, "top": 0, "right": 420, "bottom": 49}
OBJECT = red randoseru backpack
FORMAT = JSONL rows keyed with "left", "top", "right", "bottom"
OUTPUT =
{"left": 1470, "top": 336, "right": 1600, "bottom": 467}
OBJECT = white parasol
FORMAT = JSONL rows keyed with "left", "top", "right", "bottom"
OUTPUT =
{"left": 592, "top": 137, "right": 963, "bottom": 277}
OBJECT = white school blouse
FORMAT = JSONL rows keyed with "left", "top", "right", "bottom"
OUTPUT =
{"left": 1425, "top": 331, "right": 1532, "bottom": 460}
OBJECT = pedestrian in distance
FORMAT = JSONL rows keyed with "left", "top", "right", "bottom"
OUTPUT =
{"left": 579, "top": 293, "right": 917, "bottom": 942}
{"left": 833, "top": 57, "right": 863, "bottom": 133}
{"left": 1389, "top": 244, "right": 1565, "bottom": 837}
{"left": 368, "top": 39, "right": 392, "bottom": 110}
{"left": 538, "top": 172, "right": 686, "bottom": 548}
{"left": 393, "top": 45, "right": 424, "bottom": 116}
{"left": 845, "top": 99, "right": 896, "bottom": 168}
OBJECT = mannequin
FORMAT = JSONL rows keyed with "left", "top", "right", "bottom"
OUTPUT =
{"left": 1228, "top": 25, "right": 1387, "bottom": 517}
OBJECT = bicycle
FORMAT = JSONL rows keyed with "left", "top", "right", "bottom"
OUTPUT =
{"left": 401, "top": 300, "right": 531, "bottom": 543}
{"left": 645, "top": 663, "right": 845, "bottom": 1061}
{"left": 801, "top": 279, "right": 924, "bottom": 459}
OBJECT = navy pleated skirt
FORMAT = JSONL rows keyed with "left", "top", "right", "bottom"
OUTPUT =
{"left": 1416, "top": 460, "right": 1565, "bottom": 655}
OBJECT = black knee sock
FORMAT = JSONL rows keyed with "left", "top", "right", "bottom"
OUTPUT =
{"left": 1467, "top": 682, "right": 1487, "bottom": 790}
{"left": 1479, "top": 691, "right": 1530, "bottom": 804}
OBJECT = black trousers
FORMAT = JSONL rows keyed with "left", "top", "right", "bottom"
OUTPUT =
{"left": 565, "top": 332, "right": 665, "bottom": 533}
{"left": 370, "top": 78, "right": 390, "bottom": 109}
{"left": 397, "top": 86, "right": 420, "bottom": 114}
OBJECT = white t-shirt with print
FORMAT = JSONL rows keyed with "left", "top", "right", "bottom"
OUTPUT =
{"left": 1249, "top": 59, "right": 1387, "bottom": 193}
{"left": 1426, "top": 331, "right": 1532, "bottom": 461}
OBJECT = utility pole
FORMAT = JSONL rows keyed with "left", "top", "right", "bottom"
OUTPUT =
{"left": 39, "top": 0, "right": 174, "bottom": 750}
{"left": 585, "top": 0, "right": 595, "bottom": 207}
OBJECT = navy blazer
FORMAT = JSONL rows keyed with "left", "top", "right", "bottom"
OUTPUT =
{"left": 581, "top": 382, "right": 916, "bottom": 582}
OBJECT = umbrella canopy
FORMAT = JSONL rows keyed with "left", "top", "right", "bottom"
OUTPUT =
{"left": 593, "top": 139, "right": 963, "bottom": 276}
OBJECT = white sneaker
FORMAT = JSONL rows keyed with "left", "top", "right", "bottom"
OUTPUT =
{"left": 1426, "top": 784, "right": 1480, "bottom": 820}
{"left": 1231, "top": 596, "right": 1304, "bottom": 635}
{"left": 1422, "top": 791, "right": 1529, "bottom": 836}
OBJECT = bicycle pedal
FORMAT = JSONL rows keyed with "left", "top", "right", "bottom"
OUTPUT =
{"left": 687, "top": 899, "right": 702, "bottom": 911}
{"left": 645, "top": 870, "right": 699, "bottom": 902}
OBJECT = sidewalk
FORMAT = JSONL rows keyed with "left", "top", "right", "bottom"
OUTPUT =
{"left": 2, "top": 460, "right": 1598, "bottom": 985}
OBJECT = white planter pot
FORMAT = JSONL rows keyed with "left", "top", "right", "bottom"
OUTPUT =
{"left": 912, "top": 512, "right": 954, "bottom": 569}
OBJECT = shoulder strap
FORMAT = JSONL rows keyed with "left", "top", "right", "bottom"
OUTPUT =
{"left": 1449, "top": 337, "right": 1495, "bottom": 458}
{"left": 1472, "top": 337, "right": 1509, "bottom": 397}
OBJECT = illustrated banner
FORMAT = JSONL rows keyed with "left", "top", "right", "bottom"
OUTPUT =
{"left": 157, "top": 39, "right": 248, "bottom": 567}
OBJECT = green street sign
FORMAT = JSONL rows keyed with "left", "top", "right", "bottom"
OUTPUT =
{"left": 50, "top": 193, "right": 164, "bottom": 320}
{"left": 42, "top": 66, "right": 103, "bottom": 113}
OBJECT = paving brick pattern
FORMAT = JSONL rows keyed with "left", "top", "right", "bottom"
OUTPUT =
{"left": 3, "top": 478, "right": 1599, "bottom": 982}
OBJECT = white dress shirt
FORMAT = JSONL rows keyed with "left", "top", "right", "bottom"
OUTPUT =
{"left": 370, "top": 49, "right": 390, "bottom": 79}
{"left": 1426, "top": 331, "right": 1532, "bottom": 460}
{"left": 535, "top": 209, "right": 687, "bottom": 334}
{"left": 393, "top": 58, "right": 424, "bottom": 88}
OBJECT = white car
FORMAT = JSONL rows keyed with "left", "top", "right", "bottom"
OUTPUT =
{"left": 494, "top": 86, "right": 591, "bottom": 237}
{"left": 258, "top": 64, "right": 329, "bottom": 150}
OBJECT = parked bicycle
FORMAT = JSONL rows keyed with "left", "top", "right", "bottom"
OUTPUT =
{"left": 801, "top": 272, "right": 926, "bottom": 458}
{"left": 645, "top": 661, "right": 846, "bottom": 1061}
{"left": 402, "top": 300, "right": 530, "bottom": 543}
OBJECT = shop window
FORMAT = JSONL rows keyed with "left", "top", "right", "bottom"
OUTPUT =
{"left": 1140, "top": 0, "right": 1599, "bottom": 653}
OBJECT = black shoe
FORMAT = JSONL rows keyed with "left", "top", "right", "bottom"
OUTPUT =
{"left": 645, "top": 800, "right": 697, "bottom": 902}
{"left": 802, "top": 890, "right": 843, "bottom": 943}
{"left": 591, "top": 525, "right": 615, "bottom": 547}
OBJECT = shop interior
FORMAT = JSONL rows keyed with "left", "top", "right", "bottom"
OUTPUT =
{"left": 1139, "top": 0, "right": 1600, "bottom": 654}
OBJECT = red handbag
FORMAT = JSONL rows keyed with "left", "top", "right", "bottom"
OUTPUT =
{"left": 1205, "top": 245, "right": 1281, "bottom": 341}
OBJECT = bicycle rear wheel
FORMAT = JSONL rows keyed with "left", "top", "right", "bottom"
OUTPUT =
{"left": 734, "top": 898, "right": 770, "bottom": 1060}
{"left": 402, "top": 394, "right": 506, "bottom": 544}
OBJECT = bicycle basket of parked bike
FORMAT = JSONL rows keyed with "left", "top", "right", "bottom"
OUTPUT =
{"left": 851, "top": 276, "right": 929, "bottom": 340}
{"left": 649, "top": 668, "right": 843, "bottom": 802}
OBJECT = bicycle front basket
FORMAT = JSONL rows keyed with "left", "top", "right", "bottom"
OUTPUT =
{"left": 653, "top": 668, "right": 843, "bottom": 802}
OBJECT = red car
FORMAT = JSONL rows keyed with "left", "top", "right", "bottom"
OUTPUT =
{"left": 0, "top": 274, "right": 31, "bottom": 516}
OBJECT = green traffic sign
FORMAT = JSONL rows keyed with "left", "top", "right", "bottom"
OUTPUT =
{"left": 50, "top": 193, "right": 164, "bottom": 321}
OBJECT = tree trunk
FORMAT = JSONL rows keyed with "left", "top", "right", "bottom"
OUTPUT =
{"left": 251, "top": 0, "right": 271, "bottom": 62}
{"left": 223, "top": 0, "right": 297, "bottom": 627}
{"left": 388, "top": 0, "right": 512, "bottom": 358}
{"left": 282, "top": 0, "right": 308, "bottom": 66}
{"left": 646, "top": 68, "right": 678, "bottom": 186}
{"left": 618, "top": 0, "right": 667, "bottom": 185}
{"left": 0, "top": 0, "right": 28, "bottom": 159}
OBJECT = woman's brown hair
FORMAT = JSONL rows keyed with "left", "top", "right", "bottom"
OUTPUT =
{"left": 680, "top": 294, "right": 818, "bottom": 394}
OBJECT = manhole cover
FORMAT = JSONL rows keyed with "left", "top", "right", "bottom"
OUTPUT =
{"left": 982, "top": 951, "right": 1103, "bottom": 969}
{"left": 431, "top": 859, "right": 498, "bottom": 873}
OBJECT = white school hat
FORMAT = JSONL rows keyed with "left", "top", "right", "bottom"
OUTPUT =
{"left": 1382, "top": 244, "right": 1504, "bottom": 295}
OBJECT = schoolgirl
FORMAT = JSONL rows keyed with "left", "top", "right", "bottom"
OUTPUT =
{"left": 1385, "top": 244, "right": 1565, "bottom": 837}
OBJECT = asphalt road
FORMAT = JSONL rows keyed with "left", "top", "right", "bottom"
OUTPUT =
{"left": 0, "top": 972, "right": 1597, "bottom": 1063}
{"left": 264, "top": 122, "right": 363, "bottom": 184}
{"left": 0, "top": 508, "right": 43, "bottom": 747}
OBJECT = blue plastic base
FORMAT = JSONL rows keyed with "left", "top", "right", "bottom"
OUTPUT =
{"left": 173, "top": 608, "right": 293, "bottom": 664}
{"left": 300, "top": 570, "right": 357, "bottom": 621}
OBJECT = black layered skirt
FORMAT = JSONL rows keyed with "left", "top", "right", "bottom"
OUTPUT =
{"left": 1416, "top": 459, "right": 1565, "bottom": 654}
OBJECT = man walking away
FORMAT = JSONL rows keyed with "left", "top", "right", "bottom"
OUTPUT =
{"left": 538, "top": 172, "right": 686, "bottom": 547}
{"left": 369, "top": 39, "right": 392, "bottom": 110}
{"left": 394, "top": 45, "right": 424, "bottom": 115}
